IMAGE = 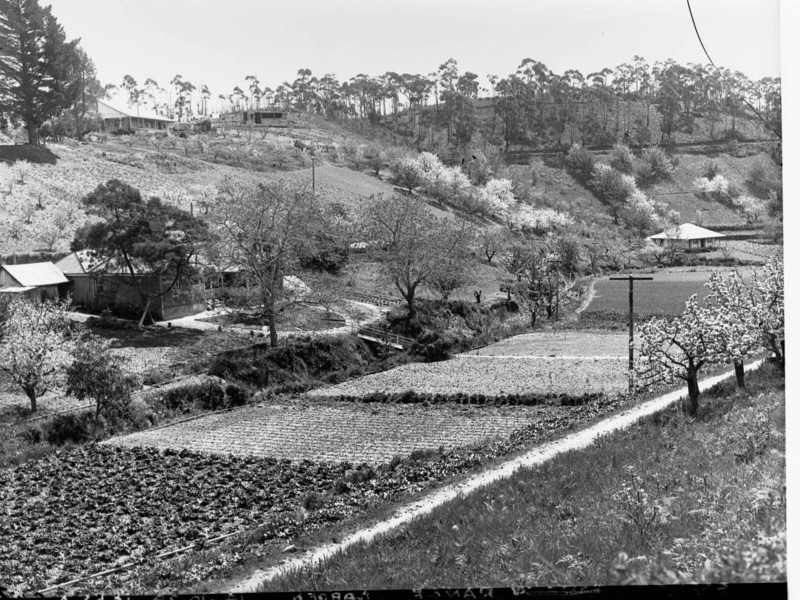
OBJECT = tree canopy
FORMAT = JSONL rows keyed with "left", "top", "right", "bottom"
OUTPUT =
{"left": 0, "top": 0, "right": 85, "bottom": 143}
{"left": 72, "top": 179, "right": 212, "bottom": 325}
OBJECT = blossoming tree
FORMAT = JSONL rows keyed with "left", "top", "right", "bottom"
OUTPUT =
{"left": 637, "top": 296, "right": 716, "bottom": 416}
{"left": 704, "top": 270, "right": 762, "bottom": 387}
{"left": 0, "top": 299, "right": 73, "bottom": 412}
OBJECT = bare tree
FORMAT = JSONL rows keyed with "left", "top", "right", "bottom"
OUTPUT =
{"left": 211, "top": 178, "right": 322, "bottom": 346}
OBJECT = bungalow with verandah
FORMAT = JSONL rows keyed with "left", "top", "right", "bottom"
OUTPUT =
{"left": 96, "top": 99, "right": 174, "bottom": 132}
{"left": 647, "top": 223, "right": 727, "bottom": 251}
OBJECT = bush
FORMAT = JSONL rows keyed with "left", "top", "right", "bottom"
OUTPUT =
{"left": 637, "top": 147, "right": 674, "bottom": 183}
{"left": 126, "top": 398, "right": 156, "bottom": 430}
{"left": 565, "top": 145, "right": 595, "bottom": 182}
{"left": 703, "top": 160, "right": 722, "bottom": 179}
{"left": 590, "top": 164, "right": 637, "bottom": 206}
{"left": 609, "top": 144, "right": 635, "bottom": 174}
{"left": 747, "top": 159, "right": 781, "bottom": 200}
{"left": 44, "top": 412, "right": 95, "bottom": 445}
{"left": 224, "top": 383, "right": 250, "bottom": 407}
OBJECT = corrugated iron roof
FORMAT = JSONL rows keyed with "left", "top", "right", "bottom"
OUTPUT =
{"left": 54, "top": 252, "right": 86, "bottom": 275}
{"left": 97, "top": 98, "right": 174, "bottom": 122}
{"left": 1, "top": 262, "right": 69, "bottom": 287}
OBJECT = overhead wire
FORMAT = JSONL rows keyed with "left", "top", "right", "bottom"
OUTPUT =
{"left": 686, "top": 0, "right": 781, "bottom": 140}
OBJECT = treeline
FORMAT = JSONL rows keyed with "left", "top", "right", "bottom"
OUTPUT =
{"left": 101, "top": 57, "right": 783, "bottom": 154}
{"left": 0, "top": 0, "right": 782, "bottom": 150}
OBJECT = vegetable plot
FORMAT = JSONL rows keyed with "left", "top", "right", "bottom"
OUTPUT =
{"left": 0, "top": 446, "right": 349, "bottom": 590}
{"left": 308, "top": 356, "right": 629, "bottom": 398}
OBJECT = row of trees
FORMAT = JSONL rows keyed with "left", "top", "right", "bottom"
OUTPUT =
{"left": 1, "top": 0, "right": 781, "bottom": 146}
{"left": 102, "top": 57, "right": 781, "bottom": 144}
{"left": 638, "top": 257, "right": 784, "bottom": 416}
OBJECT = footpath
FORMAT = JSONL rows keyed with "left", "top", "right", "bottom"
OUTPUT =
{"left": 233, "top": 359, "right": 764, "bottom": 592}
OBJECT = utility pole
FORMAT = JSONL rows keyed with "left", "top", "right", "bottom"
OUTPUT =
{"left": 547, "top": 259, "right": 564, "bottom": 321}
{"left": 610, "top": 275, "right": 653, "bottom": 386}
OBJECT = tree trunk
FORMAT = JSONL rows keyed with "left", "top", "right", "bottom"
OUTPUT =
{"left": 268, "top": 304, "right": 278, "bottom": 347}
{"left": 138, "top": 297, "right": 153, "bottom": 328}
{"left": 27, "top": 123, "right": 39, "bottom": 145}
{"left": 685, "top": 368, "right": 700, "bottom": 416}
{"left": 24, "top": 387, "right": 38, "bottom": 413}
{"left": 734, "top": 360, "right": 745, "bottom": 388}
{"left": 530, "top": 311, "right": 537, "bottom": 328}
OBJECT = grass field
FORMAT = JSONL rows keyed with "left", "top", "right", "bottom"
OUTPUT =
{"left": 584, "top": 268, "right": 758, "bottom": 316}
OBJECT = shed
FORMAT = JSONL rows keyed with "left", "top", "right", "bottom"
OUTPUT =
{"left": 647, "top": 223, "right": 726, "bottom": 250}
{"left": 56, "top": 250, "right": 205, "bottom": 320}
{"left": 0, "top": 262, "right": 70, "bottom": 301}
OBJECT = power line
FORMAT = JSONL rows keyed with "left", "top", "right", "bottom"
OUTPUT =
{"left": 686, "top": 0, "right": 781, "bottom": 140}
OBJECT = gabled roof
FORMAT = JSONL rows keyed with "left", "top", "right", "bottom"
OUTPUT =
{"left": 54, "top": 252, "right": 86, "bottom": 275}
{"left": 62, "top": 249, "right": 150, "bottom": 275}
{"left": 1, "top": 262, "right": 69, "bottom": 287}
{"left": 647, "top": 223, "right": 726, "bottom": 241}
{"left": 97, "top": 98, "right": 174, "bottom": 122}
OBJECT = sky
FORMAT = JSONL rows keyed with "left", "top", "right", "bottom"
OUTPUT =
{"left": 44, "top": 0, "right": 783, "bottom": 100}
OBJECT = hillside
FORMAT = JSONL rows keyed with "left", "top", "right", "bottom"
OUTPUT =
{"left": 0, "top": 109, "right": 780, "bottom": 265}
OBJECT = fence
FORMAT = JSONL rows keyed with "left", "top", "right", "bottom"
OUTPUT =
{"left": 355, "top": 324, "right": 414, "bottom": 349}
{"left": 346, "top": 291, "right": 403, "bottom": 307}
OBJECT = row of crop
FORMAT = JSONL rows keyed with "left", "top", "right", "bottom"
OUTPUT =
{"left": 316, "top": 389, "right": 607, "bottom": 407}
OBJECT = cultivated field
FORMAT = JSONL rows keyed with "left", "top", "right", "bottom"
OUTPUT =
{"left": 461, "top": 330, "right": 633, "bottom": 357}
{"left": 107, "top": 402, "right": 548, "bottom": 465}
{"left": 583, "top": 268, "right": 758, "bottom": 316}
{"left": 306, "top": 356, "right": 628, "bottom": 397}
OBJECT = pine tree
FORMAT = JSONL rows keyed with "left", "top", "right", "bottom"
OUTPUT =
{"left": 0, "top": 0, "right": 79, "bottom": 143}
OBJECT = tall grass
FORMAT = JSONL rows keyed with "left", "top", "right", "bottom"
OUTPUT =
{"left": 260, "top": 364, "right": 785, "bottom": 590}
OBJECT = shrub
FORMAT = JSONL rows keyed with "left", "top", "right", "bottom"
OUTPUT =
{"left": 693, "top": 174, "right": 730, "bottom": 200}
{"left": 390, "top": 155, "right": 422, "bottom": 191}
{"left": 565, "top": 144, "right": 595, "bottom": 182}
{"left": 44, "top": 412, "right": 95, "bottom": 445}
{"left": 224, "top": 383, "right": 250, "bottom": 407}
{"left": 302, "top": 492, "right": 325, "bottom": 511}
{"left": 746, "top": 159, "right": 781, "bottom": 200}
{"left": 126, "top": 398, "right": 155, "bottom": 430}
{"left": 609, "top": 144, "right": 635, "bottom": 174}
{"left": 703, "top": 160, "right": 722, "bottom": 179}
{"left": 590, "top": 164, "right": 637, "bottom": 206}
{"left": 637, "top": 148, "right": 674, "bottom": 183}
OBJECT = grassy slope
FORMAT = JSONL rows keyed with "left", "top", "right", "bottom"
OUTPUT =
{"left": 259, "top": 364, "right": 786, "bottom": 590}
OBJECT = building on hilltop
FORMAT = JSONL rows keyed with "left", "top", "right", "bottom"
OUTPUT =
{"left": 96, "top": 99, "right": 174, "bottom": 133}
{"left": 0, "top": 262, "right": 70, "bottom": 302}
{"left": 647, "top": 223, "right": 727, "bottom": 251}
{"left": 217, "top": 107, "right": 297, "bottom": 128}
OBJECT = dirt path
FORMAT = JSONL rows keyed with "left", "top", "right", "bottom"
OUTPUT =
{"left": 575, "top": 277, "right": 597, "bottom": 314}
{"left": 150, "top": 300, "right": 388, "bottom": 338}
{"left": 232, "top": 359, "right": 763, "bottom": 592}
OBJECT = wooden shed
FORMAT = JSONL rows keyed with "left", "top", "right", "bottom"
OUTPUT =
{"left": 0, "top": 262, "right": 71, "bottom": 301}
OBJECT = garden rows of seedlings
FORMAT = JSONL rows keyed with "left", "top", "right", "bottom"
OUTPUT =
{"left": 0, "top": 393, "right": 629, "bottom": 593}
